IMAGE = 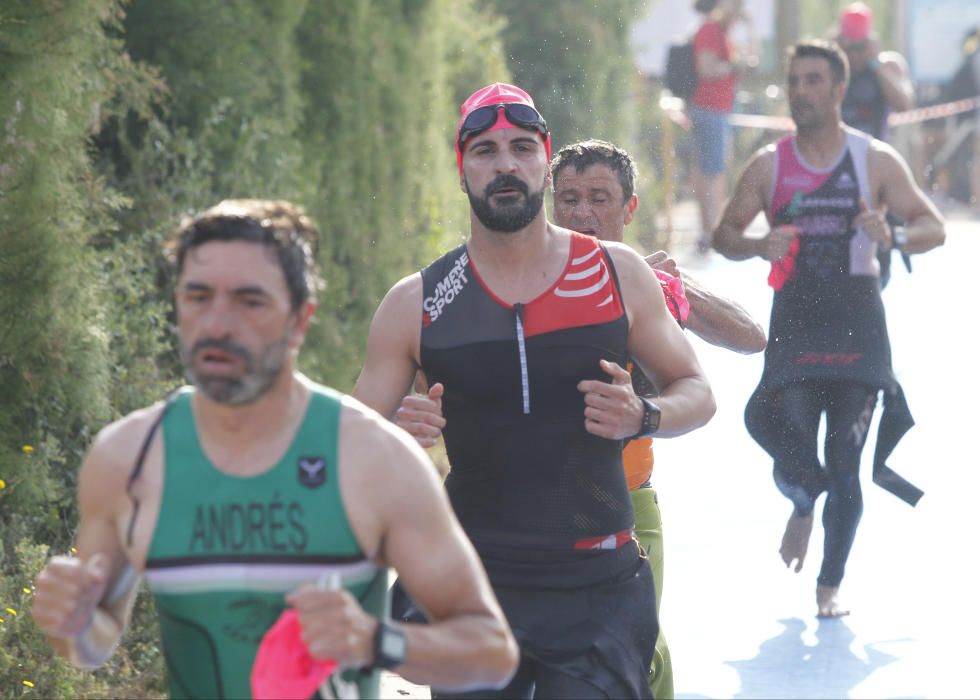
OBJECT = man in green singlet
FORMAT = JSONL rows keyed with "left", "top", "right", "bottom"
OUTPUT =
{"left": 30, "top": 199, "right": 518, "bottom": 699}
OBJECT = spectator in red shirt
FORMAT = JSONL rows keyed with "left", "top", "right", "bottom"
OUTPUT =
{"left": 690, "top": 0, "right": 750, "bottom": 253}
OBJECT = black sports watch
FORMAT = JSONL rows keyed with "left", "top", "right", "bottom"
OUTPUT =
{"left": 372, "top": 619, "right": 407, "bottom": 670}
{"left": 629, "top": 397, "right": 662, "bottom": 440}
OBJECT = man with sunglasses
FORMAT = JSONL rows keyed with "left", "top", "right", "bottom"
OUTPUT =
{"left": 354, "top": 82, "right": 716, "bottom": 698}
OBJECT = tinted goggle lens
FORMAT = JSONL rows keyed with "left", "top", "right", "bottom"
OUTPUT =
{"left": 457, "top": 104, "right": 548, "bottom": 149}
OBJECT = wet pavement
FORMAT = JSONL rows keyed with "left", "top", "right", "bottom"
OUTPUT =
{"left": 383, "top": 208, "right": 980, "bottom": 699}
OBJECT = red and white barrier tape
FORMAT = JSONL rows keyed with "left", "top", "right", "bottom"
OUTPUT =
{"left": 666, "top": 94, "right": 980, "bottom": 132}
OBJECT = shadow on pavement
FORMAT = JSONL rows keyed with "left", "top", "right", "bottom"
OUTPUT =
{"left": 720, "top": 617, "right": 904, "bottom": 700}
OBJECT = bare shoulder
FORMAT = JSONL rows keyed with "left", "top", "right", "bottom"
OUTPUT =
{"left": 727, "top": 144, "right": 775, "bottom": 203}
{"left": 743, "top": 143, "right": 776, "bottom": 180}
{"left": 390, "top": 270, "right": 423, "bottom": 296}
{"left": 370, "top": 272, "right": 423, "bottom": 334}
{"left": 336, "top": 394, "right": 443, "bottom": 561}
{"left": 867, "top": 138, "right": 913, "bottom": 181}
{"left": 382, "top": 272, "right": 422, "bottom": 309}
{"left": 337, "top": 394, "right": 440, "bottom": 491}
{"left": 868, "top": 139, "right": 902, "bottom": 161}
{"left": 603, "top": 239, "right": 646, "bottom": 268}
{"left": 80, "top": 401, "right": 171, "bottom": 503}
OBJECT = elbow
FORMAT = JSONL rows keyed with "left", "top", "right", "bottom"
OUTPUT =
{"left": 486, "top": 628, "right": 520, "bottom": 689}
{"left": 711, "top": 232, "right": 737, "bottom": 260}
{"left": 918, "top": 223, "right": 946, "bottom": 254}
{"left": 707, "top": 392, "right": 718, "bottom": 424}
{"left": 700, "top": 386, "right": 718, "bottom": 428}
{"left": 746, "top": 325, "right": 768, "bottom": 354}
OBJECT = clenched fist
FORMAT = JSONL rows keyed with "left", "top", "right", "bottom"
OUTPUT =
{"left": 31, "top": 553, "right": 109, "bottom": 639}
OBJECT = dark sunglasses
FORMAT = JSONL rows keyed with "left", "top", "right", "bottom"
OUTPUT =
{"left": 456, "top": 103, "right": 548, "bottom": 150}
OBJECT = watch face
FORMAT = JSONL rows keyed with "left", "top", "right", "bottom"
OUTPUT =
{"left": 381, "top": 628, "right": 407, "bottom": 660}
{"left": 646, "top": 400, "right": 661, "bottom": 431}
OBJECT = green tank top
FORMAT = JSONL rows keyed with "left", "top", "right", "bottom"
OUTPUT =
{"left": 144, "top": 385, "right": 386, "bottom": 699}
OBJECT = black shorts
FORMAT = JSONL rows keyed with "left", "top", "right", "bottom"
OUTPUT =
{"left": 399, "top": 543, "right": 657, "bottom": 699}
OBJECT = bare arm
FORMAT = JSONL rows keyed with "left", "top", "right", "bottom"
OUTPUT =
{"left": 307, "top": 403, "right": 517, "bottom": 690}
{"left": 645, "top": 250, "right": 766, "bottom": 354}
{"left": 871, "top": 142, "right": 945, "bottom": 254}
{"left": 373, "top": 418, "right": 516, "bottom": 690}
{"left": 712, "top": 147, "right": 797, "bottom": 262}
{"left": 611, "top": 244, "right": 716, "bottom": 437}
{"left": 875, "top": 50, "right": 915, "bottom": 113}
{"left": 352, "top": 274, "right": 424, "bottom": 420}
{"left": 677, "top": 270, "right": 767, "bottom": 353}
{"left": 31, "top": 418, "right": 146, "bottom": 668}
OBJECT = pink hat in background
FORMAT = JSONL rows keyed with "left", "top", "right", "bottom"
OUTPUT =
{"left": 839, "top": 3, "right": 873, "bottom": 43}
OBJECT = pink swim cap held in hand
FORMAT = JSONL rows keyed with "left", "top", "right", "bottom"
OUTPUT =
{"left": 653, "top": 269, "right": 691, "bottom": 323}
{"left": 251, "top": 608, "right": 338, "bottom": 700}
{"left": 767, "top": 227, "right": 801, "bottom": 291}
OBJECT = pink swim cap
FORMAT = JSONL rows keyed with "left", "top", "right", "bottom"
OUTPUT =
{"left": 839, "top": 3, "right": 872, "bottom": 43}
{"left": 455, "top": 82, "right": 552, "bottom": 173}
{"left": 251, "top": 608, "right": 337, "bottom": 700}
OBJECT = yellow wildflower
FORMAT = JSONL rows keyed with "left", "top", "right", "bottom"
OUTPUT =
{"left": 0, "top": 479, "right": 5, "bottom": 489}
{"left": 23, "top": 587, "right": 31, "bottom": 594}
{"left": 21, "top": 445, "right": 33, "bottom": 454}
{"left": 70, "top": 546, "right": 77, "bottom": 554}
{"left": 23, "top": 680, "right": 35, "bottom": 688}
{"left": 5, "top": 608, "right": 15, "bottom": 616}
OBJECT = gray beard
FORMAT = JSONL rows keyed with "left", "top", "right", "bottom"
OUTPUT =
{"left": 181, "top": 335, "right": 289, "bottom": 405}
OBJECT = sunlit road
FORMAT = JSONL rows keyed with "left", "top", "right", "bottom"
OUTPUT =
{"left": 654, "top": 213, "right": 980, "bottom": 699}
{"left": 381, "top": 213, "right": 980, "bottom": 700}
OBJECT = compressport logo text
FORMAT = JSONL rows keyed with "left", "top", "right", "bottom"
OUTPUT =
{"left": 423, "top": 251, "right": 469, "bottom": 325}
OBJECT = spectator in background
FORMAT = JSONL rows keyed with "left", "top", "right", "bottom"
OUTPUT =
{"left": 950, "top": 25, "right": 980, "bottom": 214}
{"left": 690, "top": 0, "right": 752, "bottom": 254}
{"left": 836, "top": 2, "right": 917, "bottom": 286}
{"left": 837, "top": 2, "right": 915, "bottom": 142}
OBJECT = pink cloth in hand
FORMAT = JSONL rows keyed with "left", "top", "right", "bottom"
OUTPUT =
{"left": 251, "top": 608, "right": 337, "bottom": 700}
{"left": 653, "top": 269, "right": 691, "bottom": 323}
{"left": 767, "top": 229, "right": 801, "bottom": 291}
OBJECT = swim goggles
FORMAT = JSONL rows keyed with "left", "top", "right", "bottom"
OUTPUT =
{"left": 456, "top": 103, "right": 548, "bottom": 151}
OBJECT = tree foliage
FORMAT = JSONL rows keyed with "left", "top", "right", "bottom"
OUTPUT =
{"left": 0, "top": 0, "right": 167, "bottom": 695}
{"left": 488, "top": 0, "right": 648, "bottom": 147}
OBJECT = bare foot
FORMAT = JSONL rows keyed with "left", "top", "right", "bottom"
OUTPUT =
{"left": 779, "top": 511, "right": 814, "bottom": 573}
{"left": 816, "top": 585, "right": 851, "bottom": 618}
